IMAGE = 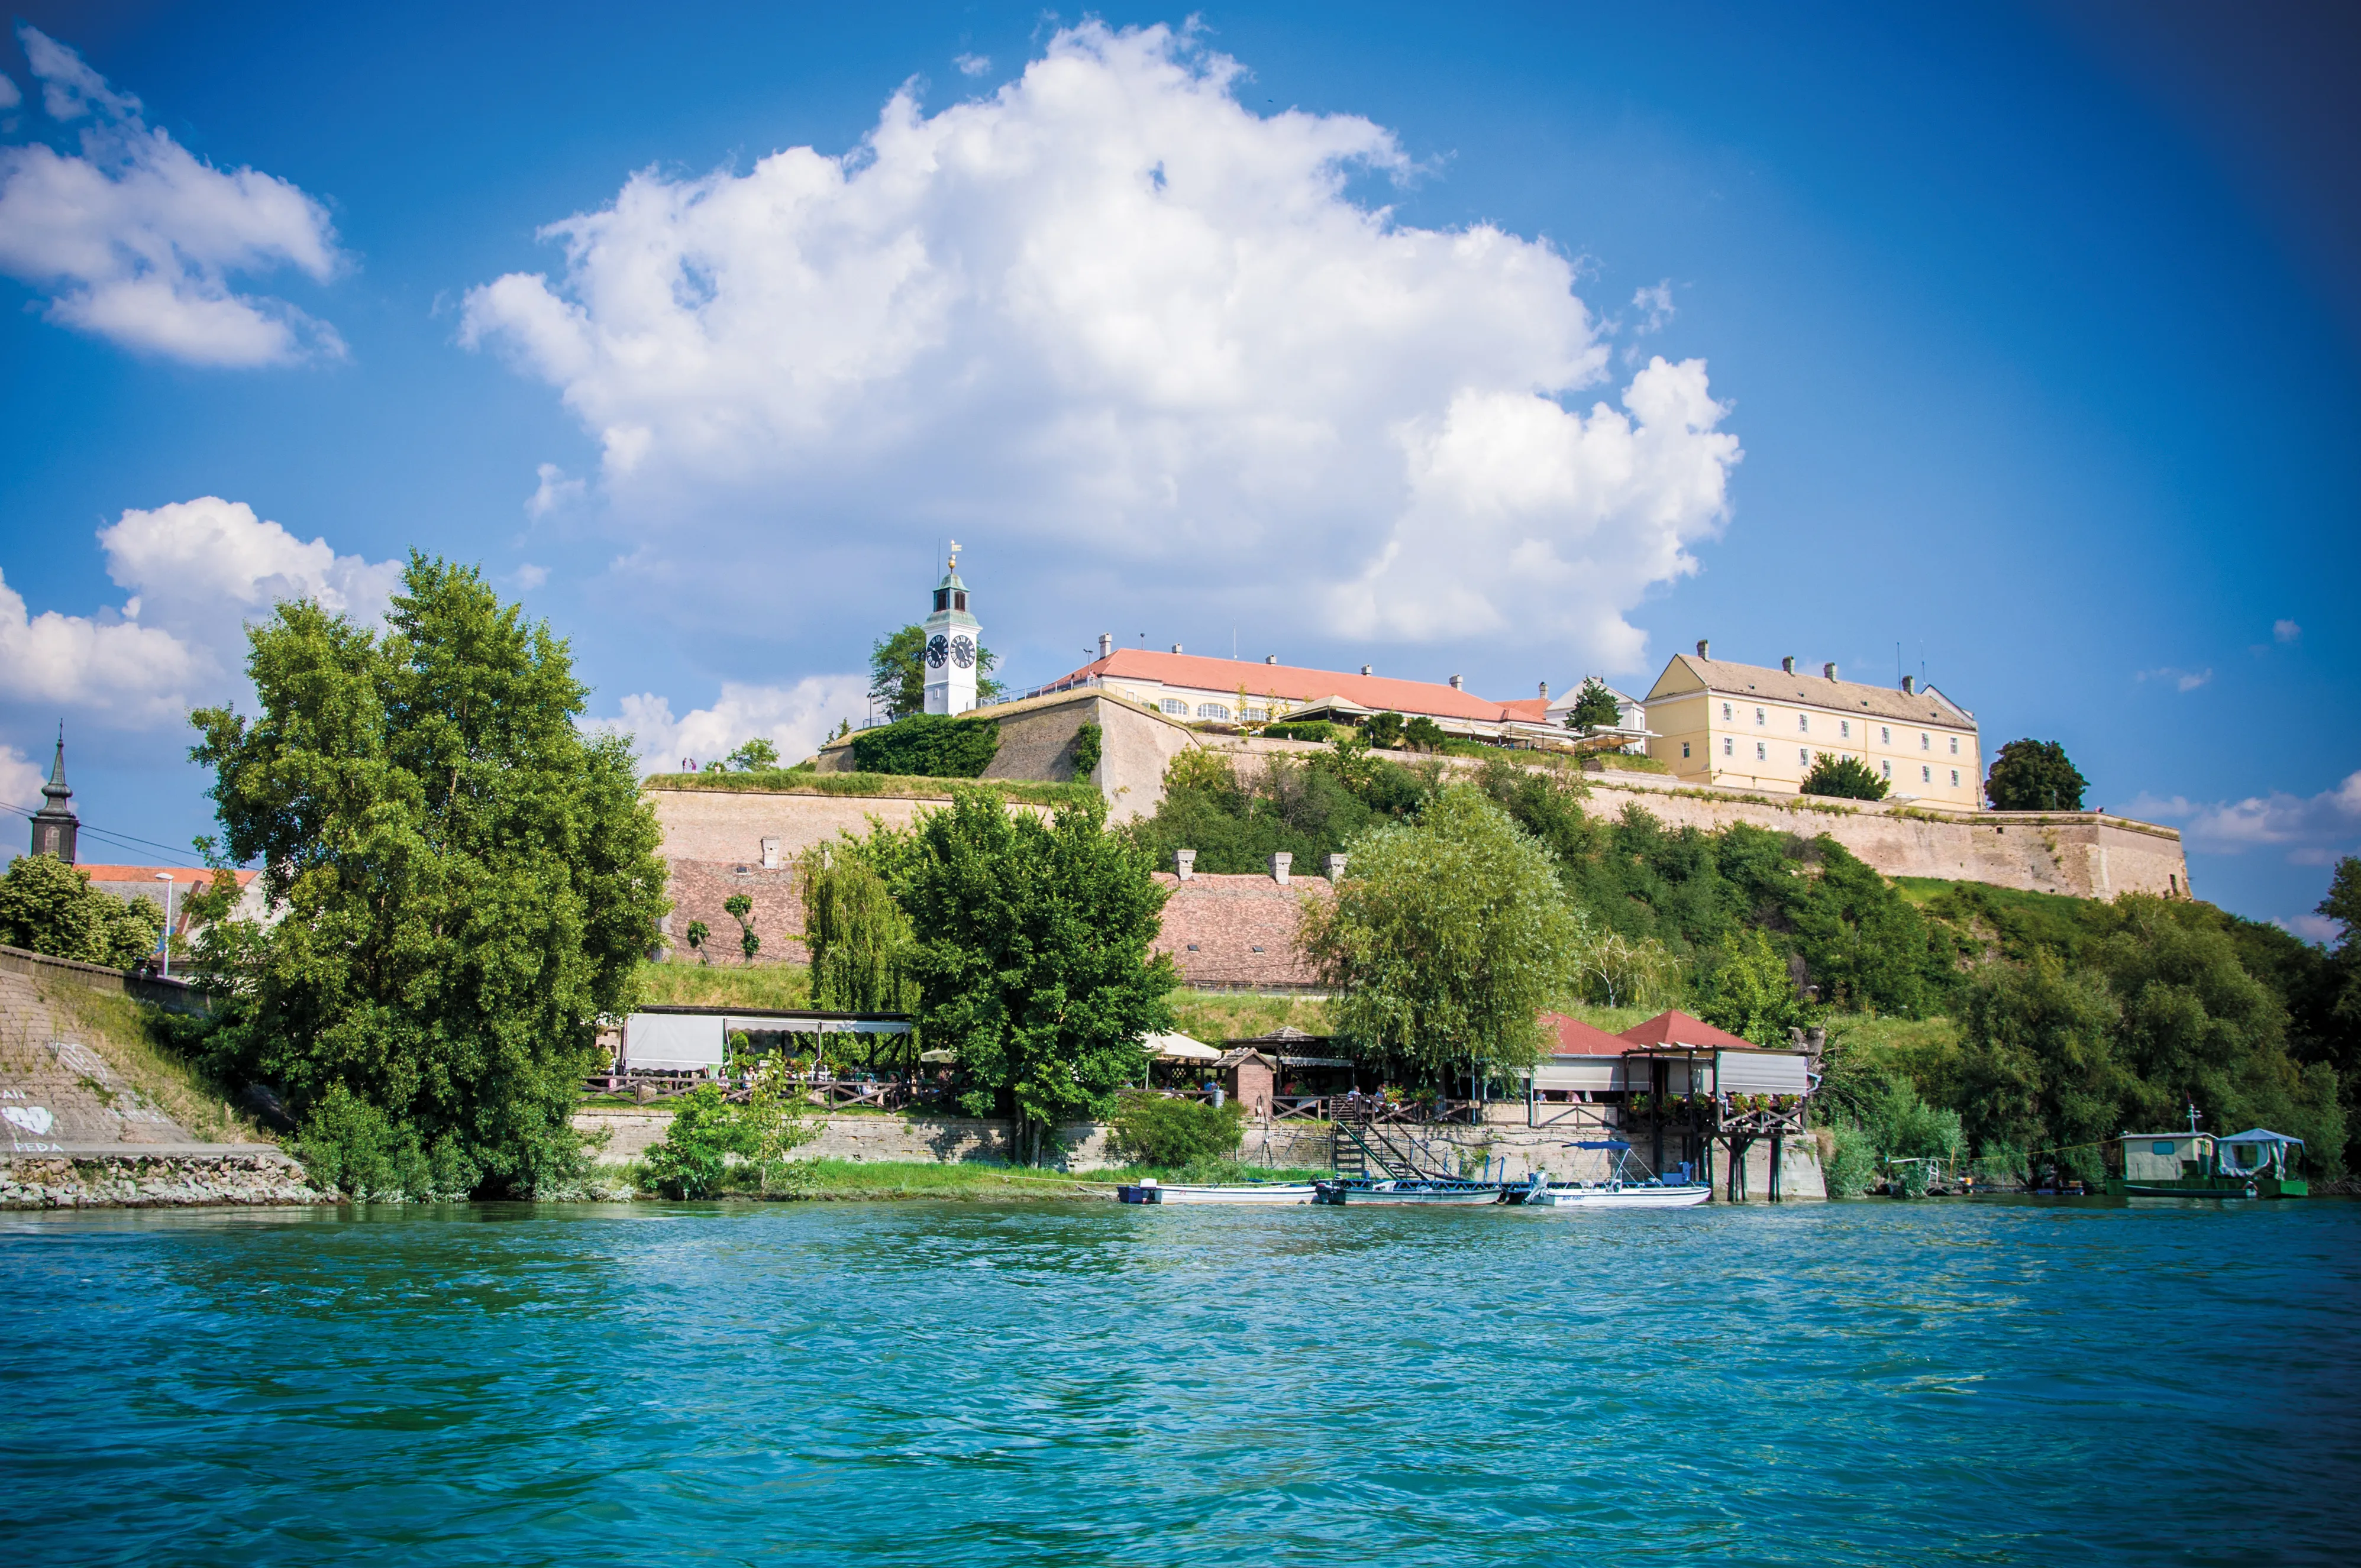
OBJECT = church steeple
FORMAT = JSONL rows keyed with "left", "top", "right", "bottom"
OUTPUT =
{"left": 29, "top": 723, "right": 78, "bottom": 864}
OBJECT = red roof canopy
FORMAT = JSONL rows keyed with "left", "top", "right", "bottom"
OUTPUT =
{"left": 1539, "top": 1011, "right": 1632, "bottom": 1056}
{"left": 1037, "top": 648, "right": 1524, "bottom": 725}
{"left": 1617, "top": 1009, "right": 1759, "bottom": 1051}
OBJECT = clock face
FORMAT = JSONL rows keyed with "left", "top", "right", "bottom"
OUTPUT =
{"left": 950, "top": 634, "right": 976, "bottom": 670}
{"left": 925, "top": 633, "right": 949, "bottom": 669}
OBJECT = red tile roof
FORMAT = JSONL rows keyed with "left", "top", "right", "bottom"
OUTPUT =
{"left": 77, "top": 865, "right": 258, "bottom": 887}
{"left": 1149, "top": 872, "right": 1331, "bottom": 988}
{"left": 1039, "top": 649, "right": 1522, "bottom": 725}
{"left": 1617, "top": 1009, "right": 1759, "bottom": 1050}
{"left": 1540, "top": 1011, "right": 1632, "bottom": 1056}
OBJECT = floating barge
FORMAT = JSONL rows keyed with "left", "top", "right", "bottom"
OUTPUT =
{"left": 2104, "top": 1125, "right": 2307, "bottom": 1200}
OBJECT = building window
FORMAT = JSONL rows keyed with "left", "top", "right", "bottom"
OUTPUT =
{"left": 1724, "top": 737, "right": 1734, "bottom": 756}
{"left": 1841, "top": 720, "right": 1850, "bottom": 739}
{"left": 1880, "top": 726, "right": 1891, "bottom": 745}
{"left": 1950, "top": 769, "right": 1960, "bottom": 786}
{"left": 1755, "top": 707, "right": 1766, "bottom": 725}
{"left": 1798, "top": 713, "right": 1809, "bottom": 732}
{"left": 1949, "top": 735, "right": 1959, "bottom": 755}
{"left": 1682, "top": 741, "right": 1691, "bottom": 759}
{"left": 1921, "top": 765, "right": 1932, "bottom": 783}
{"left": 1881, "top": 760, "right": 1891, "bottom": 779}
{"left": 1921, "top": 732, "right": 1930, "bottom": 751}
{"left": 1197, "top": 703, "right": 1230, "bottom": 720}
{"left": 1756, "top": 741, "right": 1766, "bottom": 761}
{"left": 1159, "top": 698, "right": 1189, "bottom": 716}
{"left": 1722, "top": 702, "right": 1733, "bottom": 720}
{"left": 1799, "top": 748, "right": 1810, "bottom": 765}
{"left": 1243, "top": 706, "right": 1269, "bottom": 722}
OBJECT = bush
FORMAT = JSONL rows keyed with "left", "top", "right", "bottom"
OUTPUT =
{"left": 1109, "top": 1093, "right": 1246, "bottom": 1166}
{"left": 1070, "top": 721, "right": 1102, "bottom": 781}
{"left": 1262, "top": 721, "right": 1336, "bottom": 742}
{"left": 1824, "top": 1124, "right": 1878, "bottom": 1197}
{"left": 1801, "top": 755, "right": 1889, "bottom": 801}
{"left": 296, "top": 1084, "right": 476, "bottom": 1201}
{"left": 850, "top": 713, "right": 1001, "bottom": 778}
{"left": 640, "top": 1084, "right": 747, "bottom": 1198}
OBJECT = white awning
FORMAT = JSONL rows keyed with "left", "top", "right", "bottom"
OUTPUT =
{"left": 1146, "top": 1032, "right": 1222, "bottom": 1062}
{"left": 2220, "top": 1128, "right": 2302, "bottom": 1146}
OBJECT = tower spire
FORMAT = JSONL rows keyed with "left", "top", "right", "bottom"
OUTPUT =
{"left": 30, "top": 721, "right": 79, "bottom": 864}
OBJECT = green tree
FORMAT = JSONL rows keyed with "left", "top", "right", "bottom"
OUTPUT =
{"left": 1800, "top": 754, "right": 1890, "bottom": 801}
{"left": 189, "top": 554, "right": 668, "bottom": 1199}
{"left": 1402, "top": 715, "right": 1446, "bottom": 752}
{"left": 683, "top": 919, "right": 711, "bottom": 965}
{"left": 726, "top": 737, "right": 779, "bottom": 771}
{"left": 640, "top": 1083, "right": 745, "bottom": 1198}
{"left": 1299, "top": 784, "right": 1575, "bottom": 1086}
{"left": 1955, "top": 954, "right": 2127, "bottom": 1180}
{"left": 1694, "top": 928, "right": 1808, "bottom": 1047}
{"left": 1985, "top": 739, "right": 2088, "bottom": 812}
{"left": 1566, "top": 678, "right": 1622, "bottom": 732}
{"left": 1364, "top": 711, "right": 1406, "bottom": 749}
{"left": 723, "top": 893, "right": 760, "bottom": 965}
{"left": 0, "top": 854, "right": 165, "bottom": 968}
{"left": 801, "top": 842, "right": 918, "bottom": 1014}
{"left": 893, "top": 788, "right": 1177, "bottom": 1161}
{"left": 869, "top": 623, "right": 1003, "bottom": 720}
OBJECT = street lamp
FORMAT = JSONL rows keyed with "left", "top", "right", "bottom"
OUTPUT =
{"left": 153, "top": 871, "right": 174, "bottom": 978}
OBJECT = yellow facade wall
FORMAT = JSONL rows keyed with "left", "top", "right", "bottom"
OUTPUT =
{"left": 1648, "top": 684, "right": 1984, "bottom": 810}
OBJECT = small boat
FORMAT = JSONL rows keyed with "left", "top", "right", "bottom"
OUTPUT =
{"left": 1517, "top": 1140, "right": 1711, "bottom": 1210}
{"left": 1312, "top": 1178, "right": 1504, "bottom": 1205}
{"left": 1116, "top": 1178, "right": 1320, "bottom": 1205}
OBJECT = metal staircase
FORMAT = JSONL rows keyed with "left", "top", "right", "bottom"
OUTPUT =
{"left": 1330, "top": 1110, "right": 1455, "bottom": 1181}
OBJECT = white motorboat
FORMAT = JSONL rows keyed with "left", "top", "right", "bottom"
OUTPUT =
{"left": 1516, "top": 1139, "right": 1711, "bottom": 1210}
{"left": 1116, "top": 1178, "right": 1321, "bottom": 1205}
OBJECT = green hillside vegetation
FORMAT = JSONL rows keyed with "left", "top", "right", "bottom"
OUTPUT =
{"left": 1123, "top": 739, "right": 2356, "bottom": 1178}
{"left": 643, "top": 766, "right": 1095, "bottom": 809}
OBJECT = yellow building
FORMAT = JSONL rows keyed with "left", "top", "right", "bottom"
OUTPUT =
{"left": 1644, "top": 643, "right": 1984, "bottom": 809}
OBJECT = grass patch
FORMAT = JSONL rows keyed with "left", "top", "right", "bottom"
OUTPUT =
{"left": 643, "top": 769, "right": 1098, "bottom": 810}
{"left": 35, "top": 983, "right": 273, "bottom": 1146}
{"left": 1167, "top": 989, "right": 1335, "bottom": 1044}
{"left": 722, "top": 1158, "right": 1116, "bottom": 1201}
{"left": 1589, "top": 752, "right": 1671, "bottom": 775}
{"left": 1542, "top": 999, "right": 1662, "bottom": 1035}
{"left": 633, "top": 961, "right": 815, "bottom": 1011}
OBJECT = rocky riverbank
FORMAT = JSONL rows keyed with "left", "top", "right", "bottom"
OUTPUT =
{"left": 0, "top": 1148, "right": 329, "bottom": 1210}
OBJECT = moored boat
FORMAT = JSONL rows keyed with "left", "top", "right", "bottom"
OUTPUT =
{"left": 1515, "top": 1140, "right": 1712, "bottom": 1210}
{"left": 1116, "top": 1178, "right": 1320, "bottom": 1205}
{"left": 1312, "top": 1178, "right": 1504, "bottom": 1205}
{"left": 2103, "top": 1120, "right": 2308, "bottom": 1200}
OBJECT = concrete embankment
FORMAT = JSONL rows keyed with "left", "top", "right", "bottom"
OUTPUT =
{"left": 574, "top": 1104, "right": 1829, "bottom": 1198}
{"left": 1, "top": 945, "right": 330, "bottom": 1210}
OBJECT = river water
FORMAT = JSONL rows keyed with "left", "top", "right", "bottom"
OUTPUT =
{"left": 3, "top": 1195, "right": 2356, "bottom": 1565}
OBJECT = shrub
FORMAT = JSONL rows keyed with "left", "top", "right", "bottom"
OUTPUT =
{"left": 1364, "top": 712, "right": 1406, "bottom": 749}
{"left": 1402, "top": 716, "right": 1446, "bottom": 752}
{"left": 1109, "top": 1092, "right": 1246, "bottom": 1166}
{"left": 641, "top": 1084, "right": 748, "bottom": 1198}
{"left": 1801, "top": 755, "right": 1890, "bottom": 801}
{"left": 1070, "top": 721, "right": 1103, "bottom": 781}
{"left": 1262, "top": 721, "right": 1336, "bottom": 743}
{"left": 851, "top": 713, "right": 1001, "bottom": 778}
{"left": 1824, "top": 1124, "right": 1878, "bottom": 1197}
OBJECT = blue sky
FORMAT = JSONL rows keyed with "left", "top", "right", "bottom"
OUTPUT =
{"left": 1, "top": 2, "right": 2354, "bottom": 933}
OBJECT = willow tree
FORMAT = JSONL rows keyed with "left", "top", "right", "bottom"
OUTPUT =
{"left": 800, "top": 840, "right": 917, "bottom": 1015}
{"left": 189, "top": 554, "right": 668, "bottom": 1199}
{"left": 1299, "top": 784, "right": 1577, "bottom": 1088}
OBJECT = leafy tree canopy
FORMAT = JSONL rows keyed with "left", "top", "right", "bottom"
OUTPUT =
{"left": 0, "top": 854, "right": 165, "bottom": 968}
{"left": 850, "top": 713, "right": 1002, "bottom": 778}
{"left": 1801, "top": 754, "right": 1889, "bottom": 801}
{"left": 801, "top": 840, "right": 918, "bottom": 1014}
{"left": 1566, "top": 677, "right": 1622, "bottom": 732}
{"left": 869, "top": 623, "right": 1003, "bottom": 720}
{"left": 887, "top": 788, "right": 1176, "bottom": 1160}
{"left": 1985, "top": 738, "right": 2088, "bottom": 812}
{"left": 1364, "top": 711, "right": 1406, "bottom": 749}
{"left": 1300, "top": 784, "right": 1575, "bottom": 1084}
{"left": 188, "top": 554, "right": 668, "bottom": 1200}
{"left": 726, "top": 738, "right": 779, "bottom": 771}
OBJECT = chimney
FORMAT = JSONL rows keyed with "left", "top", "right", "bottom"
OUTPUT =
{"left": 761, "top": 837, "right": 780, "bottom": 870}
{"left": 1171, "top": 643, "right": 1184, "bottom": 654}
{"left": 1325, "top": 853, "right": 1348, "bottom": 881}
{"left": 1823, "top": 662, "right": 1837, "bottom": 680}
{"left": 1175, "top": 849, "right": 1196, "bottom": 881}
{"left": 1781, "top": 655, "right": 1795, "bottom": 674}
{"left": 1360, "top": 664, "right": 1372, "bottom": 676}
{"left": 1901, "top": 675, "right": 1916, "bottom": 694}
{"left": 1449, "top": 674, "right": 1464, "bottom": 690}
{"left": 1696, "top": 639, "right": 1710, "bottom": 659}
{"left": 1538, "top": 680, "right": 1549, "bottom": 701}
{"left": 1269, "top": 851, "right": 1291, "bottom": 886}
{"left": 1264, "top": 654, "right": 1277, "bottom": 665}
{"left": 1098, "top": 632, "right": 1112, "bottom": 658}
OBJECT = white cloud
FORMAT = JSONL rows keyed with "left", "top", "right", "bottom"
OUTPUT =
{"left": 2135, "top": 666, "right": 2212, "bottom": 692}
{"left": 1632, "top": 280, "right": 1675, "bottom": 334}
{"left": 461, "top": 22, "right": 1740, "bottom": 668}
{"left": 0, "top": 26, "right": 343, "bottom": 366}
{"left": 0, "top": 74, "right": 21, "bottom": 112}
{"left": 0, "top": 744, "right": 50, "bottom": 812}
{"left": 525, "top": 462, "right": 584, "bottom": 519}
{"left": 0, "top": 496, "right": 400, "bottom": 729}
{"left": 2137, "top": 770, "right": 2361, "bottom": 861}
{"left": 2278, "top": 913, "right": 2340, "bottom": 943}
{"left": 584, "top": 676, "right": 873, "bottom": 775}
{"left": 513, "top": 562, "right": 550, "bottom": 590}
{"left": 2273, "top": 619, "right": 2301, "bottom": 644}
{"left": 955, "top": 53, "right": 991, "bottom": 77}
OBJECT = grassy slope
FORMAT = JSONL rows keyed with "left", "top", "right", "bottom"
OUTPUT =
{"left": 635, "top": 961, "right": 815, "bottom": 1011}
{"left": 42, "top": 984, "right": 274, "bottom": 1145}
{"left": 643, "top": 768, "right": 1097, "bottom": 809}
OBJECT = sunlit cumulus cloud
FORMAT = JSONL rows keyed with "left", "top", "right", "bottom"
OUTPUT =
{"left": 461, "top": 21, "right": 1739, "bottom": 668}
{"left": 2130, "top": 770, "right": 2361, "bottom": 864}
{"left": 585, "top": 677, "right": 873, "bottom": 775}
{"left": 0, "top": 497, "right": 399, "bottom": 729}
{"left": 0, "top": 746, "right": 43, "bottom": 813}
{"left": 0, "top": 27, "right": 344, "bottom": 366}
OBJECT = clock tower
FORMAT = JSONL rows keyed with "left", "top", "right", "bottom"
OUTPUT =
{"left": 921, "top": 543, "right": 982, "bottom": 716}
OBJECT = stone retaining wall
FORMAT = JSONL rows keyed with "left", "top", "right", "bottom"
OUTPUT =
{"left": 0, "top": 1148, "right": 328, "bottom": 1209}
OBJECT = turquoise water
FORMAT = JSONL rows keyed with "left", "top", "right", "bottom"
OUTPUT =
{"left": 4, "top": 1197, "right": 2357, "bottom": 1565}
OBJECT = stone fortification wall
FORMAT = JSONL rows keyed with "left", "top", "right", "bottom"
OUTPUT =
{"left": 813, "top": 691, "right": 1197, "bottom": 824}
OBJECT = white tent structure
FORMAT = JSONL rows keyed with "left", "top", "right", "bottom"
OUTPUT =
{"left": 1145, "top": 1032, "right": 1221, "bottom": 1062}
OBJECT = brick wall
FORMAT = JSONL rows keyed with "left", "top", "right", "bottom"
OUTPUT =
{"left": 1150, "top": 872, "right": 1332, "bottom": 989}
{"left": 664, "top": 860, "right": 808, "bottom": 965}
